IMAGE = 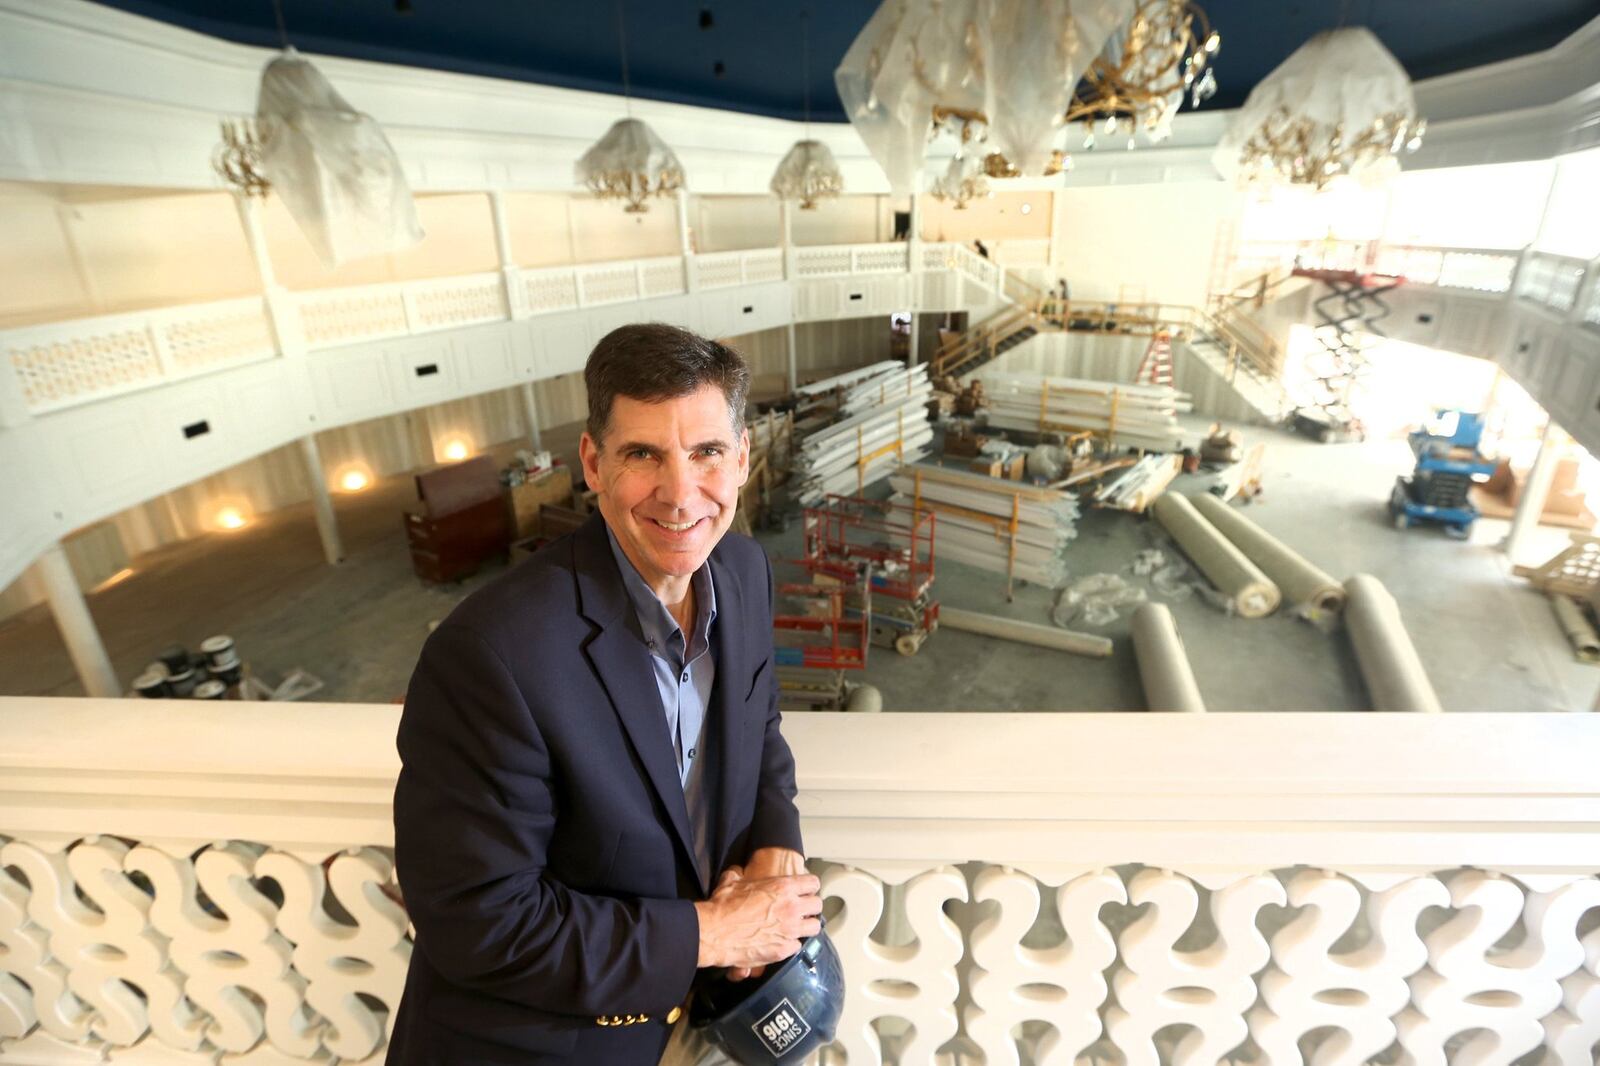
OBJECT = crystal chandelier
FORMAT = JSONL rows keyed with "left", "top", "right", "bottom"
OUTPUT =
{"left": 837, "top": 0, "right": 1137, "bottom": 194}
{"left": 215, "top": 47, "right": 424, "bottom": 267}
{"left": 772, "top": 11, "right": 845, "bottom": 209}
{"left": 577, "top": 1, "right": 686, "bottom": 212}
{"left": 1068, "top": 0, "right": 1219, "bottom": 150}
{"left": 577, "top": 118, "right": 686, "bottom": 213}
{"left": 1213, "top": 27, "right": 1425, "bottom": 189}
{"left": 929, "top": 154, "right": 990, "bottom": 209}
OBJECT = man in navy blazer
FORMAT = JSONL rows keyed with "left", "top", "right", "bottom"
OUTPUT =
{"left": 387, "top": 324, "right": 821, "bottom": 1065}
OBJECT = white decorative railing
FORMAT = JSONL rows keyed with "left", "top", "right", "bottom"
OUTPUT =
{"left": 793, "top": 243, "right": 911, "bottom": 278}
{"left": 695, "top": 248, "right": 785, "bottom": 290}
{"left": 1518, "top": 252, "right": 1590, "bottom": 315}
{"left": 2, "top": 296, "right": 276, "bottom": 415}
{"left": 1371, "top": 245, "right": 1521, "bottom": 294}
{"left": 3, "top": 699, "right": 1598, "bottom": 1066}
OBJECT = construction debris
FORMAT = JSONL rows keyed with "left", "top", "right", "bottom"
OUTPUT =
{"left": 888, "top": 463, "right": 1079, "bottom": 591}
{"left": 1199, "top": 424, "right": 1242, "bottom": 464}
{"left": 1052, "top": 573, "right": 1146, "bottom": 628}
{"left": 1513, "top": 533, "right": 1600, "bottom": 598}
{"left": 1132, "top": 603, "right": 1206, "bottom": 713}
{"left": 792, "top": 363, "right": 935, "bottom": 503}
{"left": 1344, "top": 574, "right": 1444, "bottom": 713}
{"left": 1150, "top": 493, "right": 1281, "bottom": 618}
{"left": 1189, "top": 493, "right": 1345, "bottom": 617}
{"left": 1209, "top": 442, "right": 1267, "bottom": 502}
{"left": 978, "top": 372, "right": 1191, "bottom": 452}
{"left": 938, "top": 605, "right": 1113, "bottom": 660}
{"left": 1549, "top": 595, "right": 1600, "bottom": 664}
{"left": 1095, "top": 454, "right": 1182, "bottom": 513}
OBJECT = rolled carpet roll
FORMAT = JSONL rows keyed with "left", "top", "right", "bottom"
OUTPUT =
{"left": 938, "top": 606, "right": 1113, "bottom": 659}
{"left": 1343, "top": 574, "right": 1443, "bottom": 713}
{"left": 1131, "top": 603, "right": 1206, "bottom": 713}
{"left": 1150, "top": 493, "right": 1281, "bottom": 618}
{"left": 1550, "top": 595, "right": 1600, "bottom": 663}
{"left": 1190, "top": 493, "right": 1346, "bottom": 615}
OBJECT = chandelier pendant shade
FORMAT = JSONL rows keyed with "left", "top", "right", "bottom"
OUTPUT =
{"left": 771, "top": 139, "right": 846, "bottom": 209}
{"left": 1067, "top": 0, "right": 1219, "bottom": 147}
{"left": 217, "top": 48, "right": 425, "bottom": 268}
{"left": 1213, "top": 27, "right": 1425, "bottom": 189}
{"left": 576, "top": 117, "right": 686, "bottom": 213}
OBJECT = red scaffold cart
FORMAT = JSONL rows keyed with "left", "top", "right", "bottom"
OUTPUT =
{"left": 800, "top": 495, "right": 939, "bottom": 657}
{"left": 772, "top": 563, "right": 875, "bottom": 712}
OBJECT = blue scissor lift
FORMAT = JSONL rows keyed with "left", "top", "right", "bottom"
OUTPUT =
{"left": 1389, "top": 409, "right": 1498, "bottom": 539}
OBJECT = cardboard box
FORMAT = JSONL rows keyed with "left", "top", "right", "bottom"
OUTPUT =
{"left": 505, "top": 465, "right": 573, "bottom": 539}
{"left": 968, "top": 454, "right": 1026, "bottom": 480}
{"left": 944, "top": 430, "right": 989, "bottom": 458}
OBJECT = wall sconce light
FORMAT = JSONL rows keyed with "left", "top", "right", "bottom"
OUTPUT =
{"left": 442, "top": 439, "right": 471, "bottom": 462}
{"left": 339, "top": 468, "right": 371, "bottom": 492}
{"left": 216, "top": 507, "right": 248, "bottom": 531}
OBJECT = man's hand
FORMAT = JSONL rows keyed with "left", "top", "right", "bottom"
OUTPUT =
{"left": 693, "top": 863, "right": 820, "bottom": 972}
{"left": 721, "top": 848, "right": 809, "bottom": 980}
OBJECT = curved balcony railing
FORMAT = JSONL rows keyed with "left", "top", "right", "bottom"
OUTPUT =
{"left": 1, "top": 697, "right": 1597, "bottom": 1065}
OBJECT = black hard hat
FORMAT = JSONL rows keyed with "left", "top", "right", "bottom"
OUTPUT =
{"left": 690, "top": 927, "right": 844, "bottom": 1064}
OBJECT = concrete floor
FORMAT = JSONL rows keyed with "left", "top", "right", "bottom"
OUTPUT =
{"left": 2, "top": 414, "right": 1593, "bottom": 711}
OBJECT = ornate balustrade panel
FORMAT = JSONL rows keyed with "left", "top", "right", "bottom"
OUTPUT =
{"left": 1, "top": 703, "right": 1599, "bottom": 1065}
{"left": 402, "top": 272, "right": 506, "bottom": 330}
{"left": 1519, "top": 252, "right": 1590, "bottom": 315}
{"left": 2, "top": 297, "right": 276, "bottom": 415}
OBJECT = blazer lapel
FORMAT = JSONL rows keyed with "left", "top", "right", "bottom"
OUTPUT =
{"left": 572, "top": 515, "right": 702, "bottom": 891}
{"left": 707, "top": 546, "right": 749, "bottom": 877}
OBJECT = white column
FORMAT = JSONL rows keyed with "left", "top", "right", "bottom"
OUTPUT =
{"left": 677, "top": 189, "right": 697, "bottom": 293}
{"left": 33, "top": 543, "right": 120, "bottom": 698}
{"left": 780, "top": 199, "right": 796, "bottom": 280}
{"left": 489, "top": 190, "right": 526, "bottom": 318}
{"left": 908, "top": 314, "right": 920, "bottom": 368}
{"left": 785, "top": 322, "right": 799, "bottom": 394}
{"left": 234, "top": 193, "right": 318, "bottom": 427}
{"left": 906, "top": 193, "right": 922, "bottom": 272}
{"left": 298, "top": 435, "right": 344, "bottom": 566}
{"left": 1504, "top": 420, "right": 1563, "bottom": 563}
{"left": 521, "top": 381, "right": 544, "bottom": 450}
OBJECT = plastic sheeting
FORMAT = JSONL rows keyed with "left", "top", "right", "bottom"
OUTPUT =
{"left": 576, "top": 118, "right": 686, "bottom": 213}
{"left": 836, "top": 0, "right": 1135, "bottom": 195}
{"left": 770, "top": 139, "right": 846, "bottom": 208}
{"left": 255, "top": 49, "right": 424, "bottom": 268}
{"left": 1212, "top": 27, "right": 1421, "bottom": 188}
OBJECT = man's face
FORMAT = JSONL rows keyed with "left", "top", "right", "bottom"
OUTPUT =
{"left": 579, "top": 384, "right": 750, "bottom": 592}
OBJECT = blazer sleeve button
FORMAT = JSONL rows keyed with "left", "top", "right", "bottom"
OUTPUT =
{"left": 666, "top": 1006, "right": 683, "bottom": 1025}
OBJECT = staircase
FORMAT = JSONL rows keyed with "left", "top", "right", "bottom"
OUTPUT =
{"left": 929, "top": 259, "right": 1295, "bottom": 423}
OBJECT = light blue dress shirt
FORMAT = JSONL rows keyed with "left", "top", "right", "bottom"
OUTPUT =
{"left": 605, "top": 526, "right": 717, "bottom": 885}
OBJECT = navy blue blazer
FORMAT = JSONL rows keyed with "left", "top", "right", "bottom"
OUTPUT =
{"left": 386, "top": 513, "right": 803, "bottom": 1066}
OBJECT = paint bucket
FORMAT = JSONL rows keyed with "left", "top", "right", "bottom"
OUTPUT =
{"left": 133, "top": 671, "right": 169, "bottom": 699}
{"left": 211, "top": 660, "right": 244, "bottom": 685}
{"left": 193, "top": 679, "right": 227, "bottom": 700}
{"left": 157, "top": 645, "right": 190, "bottom": 674}
{"left": 166, "top": 667, "right": 198, "bottom": 698}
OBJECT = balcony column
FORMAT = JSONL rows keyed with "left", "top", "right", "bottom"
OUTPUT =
{"left": 677, "top": 189, "right": 697, "bottom": 293}
{"left": 489, "top": 191, "right": 526, "bottom": 318}
{"left": 32, "top": 543, "right": 119, "bottom": 698}
{"left": 785, "top": 323, "right": 799, "bottom": 394}
{"left": 1504, "top": 419, "right": 1563, "bottom": 564}
{"left": 780, "top": 199, "right": 796, "bottom": 280}
{"left": 298, "top": 435, "right": 344, "bottom": 566}
{"left": 907, "top": 194, "right": 922, "bottom": 368}
{"left": 521, "top": 381, "right": 544, "bottom": 451}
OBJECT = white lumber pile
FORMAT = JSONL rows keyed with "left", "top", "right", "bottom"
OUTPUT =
{"left": 793, "top": 364, "right": 934, "bottom": 503}
{"left": 887, "top": 464, "right": 1079, "bottom": 587}
{"left": 1095, "top": 454, "right": 1182, "bottom": 513}
{"left": 978, "top": 372, "right": 1190, "bottom": 452}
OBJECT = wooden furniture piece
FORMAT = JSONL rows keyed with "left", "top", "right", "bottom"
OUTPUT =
{"left": 403, "top": 456, "right": 511, "bottom": 584}
{"left": 505, "top": 465, "right": 574, "bottom": 539}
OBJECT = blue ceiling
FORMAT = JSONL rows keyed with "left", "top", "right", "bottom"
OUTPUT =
{"left": 92, "top": 0, "right": 1600, "bottom": 121}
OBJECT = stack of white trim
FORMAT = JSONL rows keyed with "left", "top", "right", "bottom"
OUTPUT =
{"left": 979, "top": 372, "right": 1190, "bottom": 452}
{"left": 793, "top": 364, "right": 934, "bottom": 503}
{"left": 887, "top": 464, "right": 1078, "bottom": 587}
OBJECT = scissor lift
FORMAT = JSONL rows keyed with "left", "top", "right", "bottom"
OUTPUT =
{"left": 801, "top": 495, "right": 939, "bottom": 656}
{"left": 1290, "top": 267, "right": 1405, "bottom": 443}
{"left": 772, "top": 565, "right": 874, "bottom": 712}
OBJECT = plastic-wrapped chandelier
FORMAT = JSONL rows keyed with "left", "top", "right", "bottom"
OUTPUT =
{"left": 576, "top": 117, "right": 686, "bottom": 213}
{"left": 929, "top": 154, "right": 990, "bottom": 209}
{"left": 1069, "top": 0, "right": 1219, "bottom": 151}
{"left": 1214, "top": 27, "right": 1424, "bottom": 189}
{"left": 771, "top": 140, "right": 845, "bottom": 209}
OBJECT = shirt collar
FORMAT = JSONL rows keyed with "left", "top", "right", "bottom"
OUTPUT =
{"left": 604, "top": 523, "right": 717, "bottom": 653}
